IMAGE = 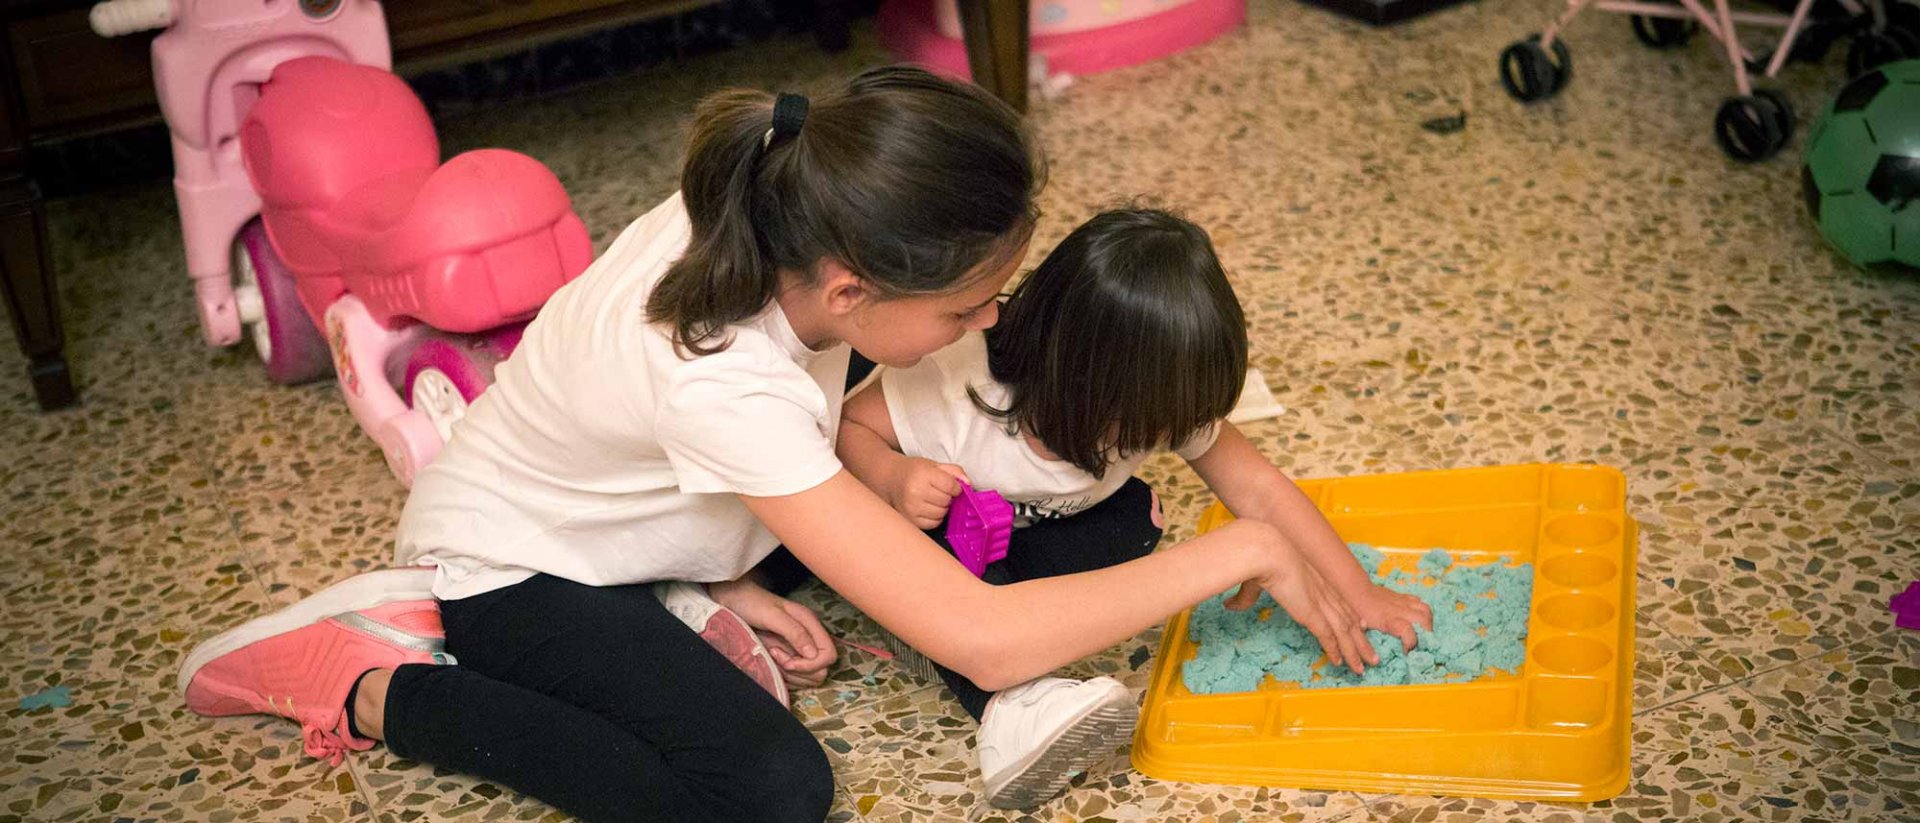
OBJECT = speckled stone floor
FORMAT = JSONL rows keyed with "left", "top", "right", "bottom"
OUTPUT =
{"left": 3, "top": 1, "right": 1916, "bottom": 821}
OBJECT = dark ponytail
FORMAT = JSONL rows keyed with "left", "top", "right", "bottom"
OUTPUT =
{"left": 648, "top": 65, "right": 1041, "bottom": 355}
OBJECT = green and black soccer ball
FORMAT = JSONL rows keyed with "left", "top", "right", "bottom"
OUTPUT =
{"left": 1802, "top": 59, "right": 1920, "bottom": 274}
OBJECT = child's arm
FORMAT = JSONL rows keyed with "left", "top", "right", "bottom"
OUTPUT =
{"left": 838, "top": 384, "right": 970, "bottom": 529}
{"left": 743, "top": 471, "right": 1375, "bottom": 689}
{"left": 1188, "top": 423, "right": 1434, "bottom": 650}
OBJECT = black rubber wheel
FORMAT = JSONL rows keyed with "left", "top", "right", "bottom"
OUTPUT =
{"left": 1752, "top": 88, "right": 1796, "bottom": 144}
{"left": 1847, "top": 27, "right": 1920, "bottom": 77}
{"left": 1500, "top": 35, "right": 1573, "bottom": 103}
{"left": 1714, "top": 94, "right": 1789, "bottom": 161}
{"left": 1631, "top": 15, "right": 1697, "bottom": 48}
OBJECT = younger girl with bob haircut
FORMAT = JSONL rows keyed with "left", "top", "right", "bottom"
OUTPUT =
{"left": 834, "top": 207, "right": 1433, "bottom": 807}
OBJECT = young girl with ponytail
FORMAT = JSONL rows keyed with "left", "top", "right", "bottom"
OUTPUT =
{"left": 176, "top": 67, "right": 1372, "bottom": 822}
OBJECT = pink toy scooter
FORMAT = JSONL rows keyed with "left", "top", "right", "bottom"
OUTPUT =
{"left": 91, "top": 0, "right": 592, "bottom": 485}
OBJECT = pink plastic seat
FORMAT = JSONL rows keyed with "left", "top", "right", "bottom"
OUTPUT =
{"left": 327, "top": 149, "right": 590, "bottom": 332}
{"left": 243, "top": 56, "right": 590, "bottom": 333}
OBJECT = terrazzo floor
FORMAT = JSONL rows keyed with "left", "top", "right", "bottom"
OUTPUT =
{"left": 3, "top": 0, "right": 1916, "bottom": 821}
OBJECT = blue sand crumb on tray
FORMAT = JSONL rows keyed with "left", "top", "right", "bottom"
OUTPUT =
{"left": 1183, "top": 546, "right": 1533, "bottom": 693}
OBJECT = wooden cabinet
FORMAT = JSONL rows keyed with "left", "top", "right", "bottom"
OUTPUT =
{"left": 389, "top": 0, "right": 713, "bottom": 68}
{"left": 7, "top": 7, "right": 157, "bottom": 135}
{"left": 2, "top": 0, "right": 714, "bottom": 139}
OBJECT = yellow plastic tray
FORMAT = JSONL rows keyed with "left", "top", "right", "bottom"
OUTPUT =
{"left": 1132, "top": 463, "right": 1636, "bottom": 801}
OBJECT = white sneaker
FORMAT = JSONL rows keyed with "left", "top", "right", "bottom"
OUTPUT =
{"left": 654, "top": 582, "right": 788, "bottom": 706}
{"left": 978, "top": 676, "right": 1139, "bottom": 809}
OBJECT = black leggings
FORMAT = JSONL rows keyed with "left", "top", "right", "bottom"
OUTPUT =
{"left": 382, "top": 575, "right": 834, "bottom": 823}
{"left": 759, "top": 476, "right": 1164, "bottom": 720}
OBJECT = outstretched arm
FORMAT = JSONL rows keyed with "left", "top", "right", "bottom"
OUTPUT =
{"left": 742, "top": 470, "right": 1373, "bottom": 690}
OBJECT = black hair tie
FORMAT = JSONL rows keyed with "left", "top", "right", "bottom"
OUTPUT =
{"left": 767, "top": 93, "right": 809, "bottom": 147}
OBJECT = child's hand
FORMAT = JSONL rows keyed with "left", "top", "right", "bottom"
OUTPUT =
{"left": 888, "top": 457, "right": 970, "bottom": 529}
{"left": 1224, "top": 522, "right": 1375, "bottom": 673}
{"left": 1351, "top": 585, "right": 1433, "bottom": 652}
{"left": 708, "top": 578, "right": 839, "bottom": 689}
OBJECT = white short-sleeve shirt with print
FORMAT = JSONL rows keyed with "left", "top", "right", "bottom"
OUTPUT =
{"left": 877, "top": 332, "right": 1216, "bottom": 526}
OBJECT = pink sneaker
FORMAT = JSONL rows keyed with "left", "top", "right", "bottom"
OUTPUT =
{"left": 178, "top": 568, "right": 451, "bottom": 765}
{"left": 654, "top": 582, "right": 789, "bottom": 705}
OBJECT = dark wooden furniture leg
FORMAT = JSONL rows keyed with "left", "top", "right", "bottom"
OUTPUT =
{"left": 955, "top": 0, "right": 1029, "bottom": 114}
{"left": 1, "top": 36, "right": 74, "bottom": 411}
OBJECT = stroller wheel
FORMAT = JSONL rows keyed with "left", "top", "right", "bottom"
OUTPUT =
{"left": 1500, "top": 36, "right": 1572, "bottom": 103}
{"left": 1752, "top": 89, "right": 1796, "bottom": 142}
{"left": 1714, "top": 94, "right": 1790, "bottom": 161}
{"left": 1847, "top": 27, "right": 1920, "bottom": 78}
{"left": 1631, "top": 15, "right": 1697, "bottom": 48}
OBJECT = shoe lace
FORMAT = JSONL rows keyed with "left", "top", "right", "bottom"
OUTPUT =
{"left": 301, "top": 721, "right": 351, "bottom": 767}
{"left": 268, "top": 694, "right": 351, "bottom": 767}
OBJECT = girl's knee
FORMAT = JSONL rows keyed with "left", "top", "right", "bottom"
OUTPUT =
{"left": 741, "top": 722, "right": 833, "bottom": 823}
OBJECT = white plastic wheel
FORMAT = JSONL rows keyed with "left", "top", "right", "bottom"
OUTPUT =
{"left": 231, "top": 240, "right": 272, "bottom": 363}
{"left": 410, "top": 367, "right": 469, "bottom": 443}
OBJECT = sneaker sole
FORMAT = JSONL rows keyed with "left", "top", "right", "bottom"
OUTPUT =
{"left": 698, "top": 606, "right": 790, "bottom": 706}
{"left": 177, "top": 567, "right": 438, "bottom": 699}
{"left": 984, "top": 688, "right": 1140, "bottom": 810}
{"left": 656, "top": 583, "right": 789, "bottom": 705}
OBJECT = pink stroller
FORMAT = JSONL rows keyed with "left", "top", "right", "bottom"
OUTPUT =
{"left": 91, "top": 0, "right": 593, "bottom": 485}
{"left": 1499, "top": 0, "right": 1915, "bottom": 160}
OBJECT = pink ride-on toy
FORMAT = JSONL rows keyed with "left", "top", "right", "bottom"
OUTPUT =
{"left": 91, "top": 0, "right": 592, "bottom": 485}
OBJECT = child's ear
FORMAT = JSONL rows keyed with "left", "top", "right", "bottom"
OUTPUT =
{"left": 817, "top": 259, "right": 871, "bottom": 316}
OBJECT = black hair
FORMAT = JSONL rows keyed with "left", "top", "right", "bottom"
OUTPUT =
{"left": 973, "top": 207, "right": 1247, "bottom": 478}
{"left": 647, "top": 65, "right": 1042, "bottom": 355}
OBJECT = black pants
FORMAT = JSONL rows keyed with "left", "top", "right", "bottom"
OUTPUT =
{"left": 759, "top": 476, "right": 1164, "bottom": 720}
{"left": 382, "top": 575, "right": 834, "bottom": 823}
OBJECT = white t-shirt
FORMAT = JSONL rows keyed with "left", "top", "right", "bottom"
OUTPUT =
{"left": 877, "top": 332, "right": 1217, "bottom": 526}
{"left": 397, "top": 193, "right": 851, "bottom": 600}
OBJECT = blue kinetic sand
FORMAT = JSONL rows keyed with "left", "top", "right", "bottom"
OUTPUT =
{"left": 1183, "top": 545, "right": 1533, "bottom": 693}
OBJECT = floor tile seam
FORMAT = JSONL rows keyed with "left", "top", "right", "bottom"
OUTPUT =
{"left": 1801, "top": 417, "right": 1919, "bottom": 482}
{"left": 344, "top": 756, "right": 396, "bottom": 821}
{"left": 1312, "top": 803, "right": 1376, "bottom": 822}
{"left": 4, "top": 704, "right": 119, "bottom": 742}
{"left": 1630, "top": 648, "right": 1824, "bottom": 718}
{"left": 207, "top": 498, "right": 306, "bottom": 613}
{"left": 1723, "top": 676, "right": 1909, "bottom": 763}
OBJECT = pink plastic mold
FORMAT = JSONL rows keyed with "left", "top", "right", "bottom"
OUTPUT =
{"left": 1892, "top": 581, "right": 1920, "bottom": 631}
{"left": 945, "top": 482, "right": 1014, "bottom": 577}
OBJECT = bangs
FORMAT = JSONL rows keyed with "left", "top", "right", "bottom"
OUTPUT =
{"left": 980, "top": 206, "right": 1247, "bottom": 478}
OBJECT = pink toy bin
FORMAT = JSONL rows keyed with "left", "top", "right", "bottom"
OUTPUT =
{"left": 877, "top": 0, "right": 1247, "bottom": 80}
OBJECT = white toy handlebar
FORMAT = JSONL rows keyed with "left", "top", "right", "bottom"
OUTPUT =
{"left": 89, "top": 0, "right": 173, "bottom": 37}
